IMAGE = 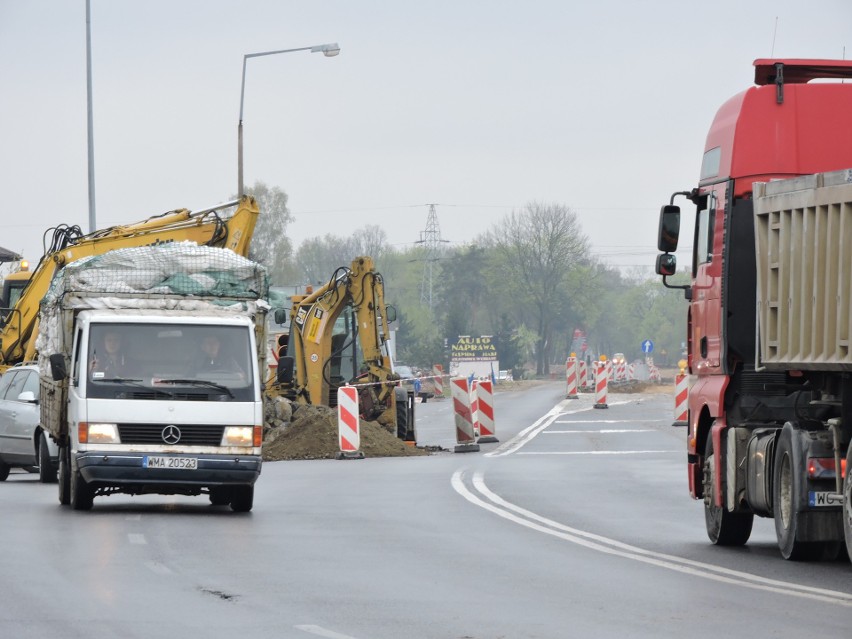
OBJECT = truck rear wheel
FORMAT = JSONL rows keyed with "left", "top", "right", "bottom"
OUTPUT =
{"left": 209, "top": 486, "right": 231, "bottom": 506}
{"left": 773, "top": 426, "right": 822, "bottom": 560}
{"left": 0, "top": 458, "right": 9, "bottom": 482}
{"left": 38, "top": 432, "right": 57, "bottom": 484}
{"left": 844, "top": 441, "right": 852, "bottom": 563}
{"left": 230, "top": 486, "right": 254, "bottom": 512}
{"left": 57, "top": 445, "right": 70, "bottom": 505}
{"left": 703, "top": 433, "right": 753, "bottom": 546}
{"left": 70, "top": 466, "right": 94, "bottom": 511}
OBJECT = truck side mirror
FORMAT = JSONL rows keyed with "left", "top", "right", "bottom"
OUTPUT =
{"left": 276, "top": 355, "right": 294, "bottom": 385}
{"left": 273, "top": 308, "right": 288, "bottom": 324}
{"left": 49, "top": 353, "right": 67, "bottom": 381}
{"left": 658, "top": 204, "right": 681, "bottom": 252}
{"left": 384, "top": 305, "right": 397, "bottom": 324}
{"left": 656, "top": 253, "right": 677, "bottom": 277}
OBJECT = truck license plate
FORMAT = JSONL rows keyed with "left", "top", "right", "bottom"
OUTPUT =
{"left": 808, "top": 491, "right": 842, "bottom": 507}
{"left": 144, "top": 456, "right": 198, "bottom": 470}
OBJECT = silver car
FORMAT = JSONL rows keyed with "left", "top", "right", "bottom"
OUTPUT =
{"left": 0, "top": 364, "right": 58, "bottom": 482}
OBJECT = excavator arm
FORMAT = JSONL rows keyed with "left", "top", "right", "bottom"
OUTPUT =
{"left": 272, "top": 256, "right": 412, "bottom": 437}
{"left": 0, "top": 196, "right": 259, "bottom": 369}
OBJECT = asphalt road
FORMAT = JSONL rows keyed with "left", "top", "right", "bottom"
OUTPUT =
{"left": 1, "top": 382, "right": 849, "bottom": 638}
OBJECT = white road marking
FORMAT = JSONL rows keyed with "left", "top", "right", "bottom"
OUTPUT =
{"left": 295, "top": 625, "right": 361, "bottom": 639}
{"left": 517, "top": 450, "right": 676, "bottom": 455}
{"left": 485, "top": 399, "right": 640, "bottom": 457}
{"left": 544, "top": 429, "right": 657, "bottom": 434}
{"left": 451, "top": 469, "right": 852, "bottom": 607}
{"left": 128, "top": 533, "right": 147, "bottom": 545}
{"left": 145, "top": 561, "right": 173, "bottom": 575}
{"left": 125, "top": 514, "right": 142, "bottom": 521}
{"left": 554, "top": 419, "right": 667, "bottom": 424}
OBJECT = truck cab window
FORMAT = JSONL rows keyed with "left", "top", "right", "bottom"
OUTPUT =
{"left": 693, "top": 193, "right": 716, "bottom": 273}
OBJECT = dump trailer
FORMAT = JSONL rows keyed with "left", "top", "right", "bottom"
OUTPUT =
{"left": 37, "top": 242, "right": 268, "bottom": 512}
{"left": 655, "top": 59, "right": 852, "bottom": 562}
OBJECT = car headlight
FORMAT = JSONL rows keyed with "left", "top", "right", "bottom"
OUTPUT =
{"left": 80, "top": 422, "right": 120, "bottom": 444}
{"left": 222, "top": 426, "right": 262, "bottom": 447}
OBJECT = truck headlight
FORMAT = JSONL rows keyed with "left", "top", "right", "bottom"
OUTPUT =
{"left": 80, "top": 422, "right": 119, "bottom": 444}
{"left": 222, "top": 426, "right": 261, "bottom": 447}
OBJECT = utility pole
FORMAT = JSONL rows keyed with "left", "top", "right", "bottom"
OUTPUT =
{"left": 416, "top": 204, "right": 448, "bottom": 308}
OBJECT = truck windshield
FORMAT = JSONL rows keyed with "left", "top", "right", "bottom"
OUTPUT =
{"left": 87, "top": 323, "right": 254, "bottom": 401}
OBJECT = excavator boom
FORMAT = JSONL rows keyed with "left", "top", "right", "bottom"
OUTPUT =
{"left": 0, "top": 196, "right": 259, "bottom": 368}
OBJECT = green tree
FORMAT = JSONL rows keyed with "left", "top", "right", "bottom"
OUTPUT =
{"left": 484, "top": 202, "right": 591, "bottom": 375}
{"left": 239, "top": 181, "right": 295, "bottom": 284}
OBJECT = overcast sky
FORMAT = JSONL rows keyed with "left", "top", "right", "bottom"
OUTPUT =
{"left": 1, "top": 1, "right": 850, "bottom": 275}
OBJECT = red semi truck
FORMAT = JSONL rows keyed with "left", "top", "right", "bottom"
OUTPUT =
{"left": 655, "top": 59, "right": 852, "bottom": 562}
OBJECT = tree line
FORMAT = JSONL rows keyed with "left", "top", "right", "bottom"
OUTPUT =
{"left": 245, "top": 182, "right": 688, "bottom": 378}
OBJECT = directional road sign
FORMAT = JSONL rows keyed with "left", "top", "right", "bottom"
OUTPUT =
{"left": 642, "top": 339, "right": 654, "bottom": 354}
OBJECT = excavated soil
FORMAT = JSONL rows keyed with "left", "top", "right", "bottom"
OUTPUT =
{"left": 263, "top": 403, "right": 428, "bottom": 461}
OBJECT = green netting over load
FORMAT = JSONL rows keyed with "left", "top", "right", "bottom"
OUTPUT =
{"left": 42, "top": 242, "right": 268, "bottom": 306}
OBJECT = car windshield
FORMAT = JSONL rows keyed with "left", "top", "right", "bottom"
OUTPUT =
{"left": 86, "top": 323, "right": 254, "bottom": 401}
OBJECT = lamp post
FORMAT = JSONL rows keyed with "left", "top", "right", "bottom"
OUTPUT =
{"left": 238, "top": 42, "right": 340, "bottom": 197}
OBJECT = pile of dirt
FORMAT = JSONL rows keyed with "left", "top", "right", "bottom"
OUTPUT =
{"left": 262, "top": 403, "right": 429, "bottom": 461}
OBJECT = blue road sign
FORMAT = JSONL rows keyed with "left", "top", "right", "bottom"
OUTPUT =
{"left": 642, "top": 339, "right": 654, "bottom": 354}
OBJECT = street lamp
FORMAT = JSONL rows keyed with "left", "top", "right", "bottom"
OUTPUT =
{"left": 237, "top": 42, "right": 340, "bottom": 197}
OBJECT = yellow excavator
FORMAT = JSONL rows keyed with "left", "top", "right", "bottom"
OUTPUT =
{"left": 0, "top": 196, "right": 259, "bottom": 370}
{"left": 269, "top": 256, "right": 415, "bottom": 441}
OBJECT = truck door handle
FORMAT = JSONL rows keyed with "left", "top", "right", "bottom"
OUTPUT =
{"left": 700, "top": 337, "right": 708, "bottom": 358}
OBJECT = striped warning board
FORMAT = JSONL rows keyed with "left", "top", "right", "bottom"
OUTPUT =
{"left": 451, "top": 377, "right": 480, "bottom": 453}
{"left": 565, "top": 356, "right": 579, "bottom": 399}
{"left": 336, "top": 386, "right": 364, "bottom": 459}
{"left": 673, "top": 373, "right": 688, "bottom": 427}
{"left": 475, "top": 379, "right": 498, "bottom": 443}
{"left": 432, "top": 364, "right": 444, "bottom": 397}
{"left": 594, "top": 361, "right": 608, "bottom": 409}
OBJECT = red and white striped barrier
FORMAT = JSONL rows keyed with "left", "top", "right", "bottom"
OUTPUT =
{"left": 432, "top": 364, "right": 444, "bottom": 397}
{"left": 594, "top": 361, "right": 608, "bottom": 409}
{"left": 475, "top": 379, "right": 498, "bottom": 443}
{"left": 673, "top": 373, "right": 688, "bottom": 427}
{"left": 647, "top": 357, "right": 661, "bottom": 383}
{"left": 336, "top": 386, "right": 364, "bottom": 459}
{"left": 451, "top": 377, "right": 480, "bottom": 453}
{"left": 565, "top": 356, "right": 579, "bottom": 399}
{"left": 615, "top": 360, "right": 627, "bottom": 382}
{"left": 578, "top": 360, "right": 589, "bottom": 390}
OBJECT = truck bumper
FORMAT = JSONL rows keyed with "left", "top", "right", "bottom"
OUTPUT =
{"left": 76, "top": 452, "right": 261, "bottom": 488}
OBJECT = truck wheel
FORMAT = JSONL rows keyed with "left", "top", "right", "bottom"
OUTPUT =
{"left": 230, "top": 486, "right": 254, "bottom": 512}
{"left": 38, "top": 432, "right": 58, "bottom": 484}
{"left": 209, "top": 487, "right": 231, "bottom": 506}
{"left": 703, "top": 434, "right": 753, "bottom": 546}
{"left": 58, "top": 446, "right": 70, "bottom": 505}
{"left": 0, "top": 458, "right": 9, "bottom": 482}
{"left": 70, "top": 467, "right": 94, "bottom": 511}
{"left": 772, "top": 426, "right": 821, "bottom": 560}
{"left": 844, "top": 441, "right": 852, "bottom": 563}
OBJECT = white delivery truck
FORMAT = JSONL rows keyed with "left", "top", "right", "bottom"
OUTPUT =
{"left": 36, "top": 243, "right": 268, "bottom": 512}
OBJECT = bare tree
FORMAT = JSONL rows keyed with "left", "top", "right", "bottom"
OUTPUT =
{"left": 486, "top": 201, "right": 590, "bottom": 375}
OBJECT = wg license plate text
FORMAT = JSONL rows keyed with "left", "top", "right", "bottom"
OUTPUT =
{"left": 144, "top": 456, "right": 198, "bottom": 470}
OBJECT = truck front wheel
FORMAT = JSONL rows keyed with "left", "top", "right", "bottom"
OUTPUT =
{"left": 703, "top": 433, "right": 753, "bottom": 546}
{"left": 57, "top": 446, "right": 70, "bottom": 505}
{"left": 70, "top": 466, "right": 94, "bottom": 511}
